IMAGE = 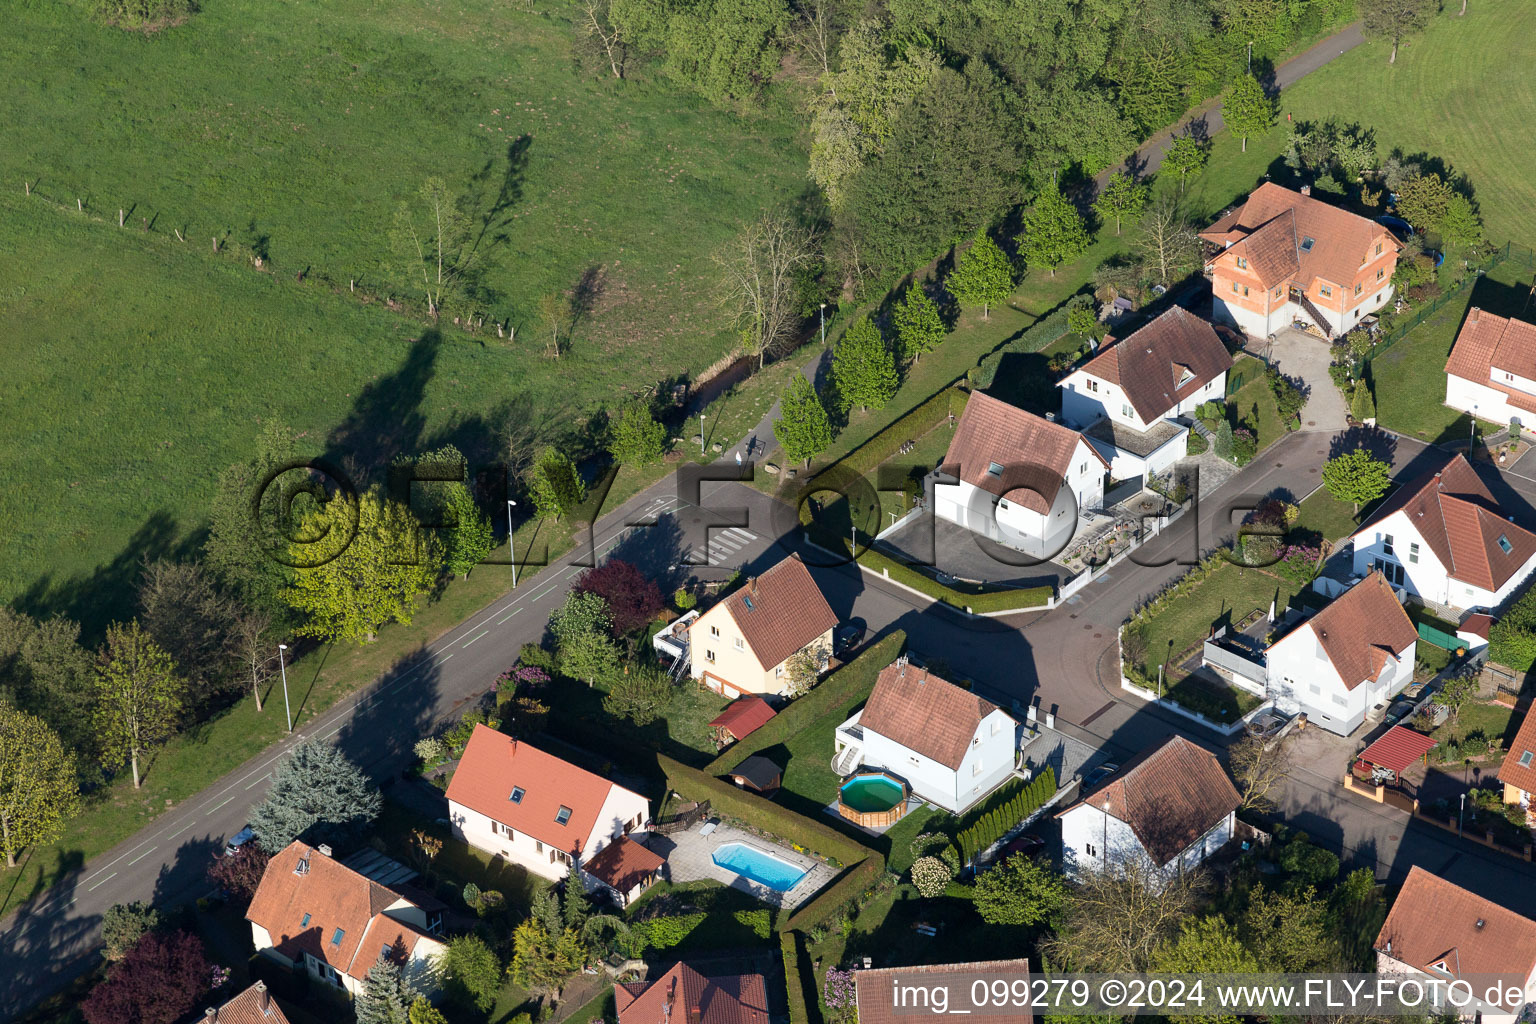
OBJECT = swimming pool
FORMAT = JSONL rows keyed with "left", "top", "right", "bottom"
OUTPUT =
{"left": 839, "top": 773, "right": 905, "bottom": 813}
{"left": 711, "top": 841, "right": 810, "bottom": 891}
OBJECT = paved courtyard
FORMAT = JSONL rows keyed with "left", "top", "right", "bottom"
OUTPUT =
{"left": 1261, "top": 328, "right": 1349, "bottom": 431}
{"left": 647, "top": 822, "right": 836, "bottom": 910}
{"left": 878, "top": 511, "right": 1071, "bottom": 588}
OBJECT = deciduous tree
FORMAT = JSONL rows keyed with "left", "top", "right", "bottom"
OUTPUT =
{"left": 574, "top": 559, "right": 663, "bottom": 636}
{"left": 204, "top": 422, "right": 300, "bottom": 622}
{"left": 0, "top": 608, "right": 96, "bottom": 754}
{"left": 101, "top": 901, "right": 161, "bottom": 963}
{"left": 1439, "top": 194, "right": 1483, "bottom": 251}
{"left": 608, "top": 403, "right": 668, "bottom": 467}
{"left": 946, "top": 234, "right": 1014, "bottom": 317}
{"left": 1163, "top": 136, "right": 1209, "bottom": 189}
{"left": 284, "top": 489, "right": 436, "bottom": 645}
{"left": 528, "top": 448, "right": 586, "bottom": 522}
{"left": 892, "top": 284, "right": 945, "bottom": 364}
{"left": 548, "top": 591, "right": 622, "bottom": 685}
{"left": 207, "top": 843, "right": 270, "bottom": 905}
{"left": 392, "top": 178, "right": 478, "bottom": 318}
{"left": 82, "top": 929, "right": 210, "bottom": 1024}
{"left": 831, "top": 316, "right": 898, "bottom": 412}
{"left": 137, "top": 558, "right": 240, "bottom": 711}
{"left": 1395, "top": 172, "right": 1455, "bottom": 232}
{"left": 773, "top": 374, "right": 833, "bottom": 467}
{"left": 440, "top": 934, "right": 501, "bottom": 1013}
{"left": 1321, "top": 448, "right": 1391, "bottom": 513}
{"left": 1093, "top": 173, "right": 1149, "bottom": 236}
{"left": 1044, "top": 860, "right": 1201, "bottom": 972}
{"left": 713, "top": 213, "right": 819, "bottom": 369}
{"left": 1136, "top": 196, "right": 1201, "bottom": 285}
{"left": 231, "top": 606, "right": 273, "bottom": 713}
{"left": 1242, "top": 885, "right": 1341, "bottom": 972}
{"left": 249, "top": 738, "right": 381, "bottom": 851}
{"left": 1360, "top": 0, "right": 1434, "bottom": 63}
{"left": 94, "top": 621, "right": 185, "bottom": 789}
{"left": 973, "top": 854, "right": 1068, "bottom": 926}
{"left": 1151, "top": 916, "right": 1258, "bottom": 1023}
{"left": 1229, "top": 733, "right": 1293, "bottom": 812}
{"left": 1018, "top": 183, "right": 1090, "bottom": 278}
{"left": 602, "top": 663, "right": 674, "bottom": 725}
{"left": 1223, "top": 74, "right": 1277, "bottom": 152}
{"left": 0, "top": 707, "right": 78, "bottom": 867}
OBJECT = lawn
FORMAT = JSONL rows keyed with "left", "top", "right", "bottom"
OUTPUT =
{"left": 1283, "top": 3, "right": 1536, "bottom": 247}
{"left": 1293, "top": 487, "right": 1361, "bottom": 546}
{"left": 1131, "top": 559, "right": 1307, "bottom": 680}
{"left": 1368, "top": 259, "right": 1533, "bottom": 442}
{"left": 0, "top": 0, "right": 809, "bottom": 625}
{"left": 1227, "top": 355, "right": 1291, "bottom": 452}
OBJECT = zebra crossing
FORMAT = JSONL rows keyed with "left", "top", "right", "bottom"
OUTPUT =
{"left": 692, "top": 526, "right": 758, "bottom": 566}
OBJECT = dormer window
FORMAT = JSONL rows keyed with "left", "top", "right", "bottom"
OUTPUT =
{"left": 295, "top": 857, "right": 310, "bottom": 876}
{"left": 510, "top": 786, "right": 525, "bottom": 804}
{"left": 987, "top": 461, "right": 1004, "bottom": 477}
{"left": 330, "top": 928, "right": 345, "bottom": 947}
{"left": 1300, "top": 236, "right": 1316, "bottom": 252}
{"left": 555, "top": 806, "right": 573, "bottom": 825}
{"left": 1499, "top": 534, "right": 1513, "bottom": 553}
{"left": 1521, "top": 751, "right": 1534, "bottom": 768}
{"left": 1176, "top": 367, "right": 1194, "bottom": 387}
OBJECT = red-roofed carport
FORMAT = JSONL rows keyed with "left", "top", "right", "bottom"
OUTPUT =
{"left": 1356, "top": 726, "right": 1438, "bottom": 779}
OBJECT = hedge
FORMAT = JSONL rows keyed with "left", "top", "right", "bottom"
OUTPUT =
{"left": 707, "top": 632, "right": 908, "bottom": 775}
{"left": 969, "top": 307, "right": 1071, "bottom": 389}
{"left": 824, "top": 387, "right": 969, "bottom": 481}
{"left": 957, "top": 767, "right": 1057, "bottom": 864}
{"left": 658, "top": 754, "right": 874, "bottom": 869}
{"left": 781, "top": 855, "right": 886, "bottom": 935}
{"left": 781, "top": 931, "right": 813, "bottom": 1024}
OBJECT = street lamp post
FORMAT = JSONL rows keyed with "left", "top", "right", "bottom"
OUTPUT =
{"left": 820, "top": 303, "right": 827, "bottom": 346}
{"left": 278, "top": 643, "right": 292, "bottom": 733}
{"left": 506, "top": 499, "right": 519, "bottom": 588}
{"left": 700, "top": 414, "right": 707, "bottom": 456}
{"left": 1459, "top": 791, "right": 1466, "bottom": 835}
{"left": 1471, "top": 405, "right": 1478, "bottom": 451}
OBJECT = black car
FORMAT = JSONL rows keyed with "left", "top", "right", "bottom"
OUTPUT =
{"left": 835, "top": 620, "right": 866, "bottom": 655}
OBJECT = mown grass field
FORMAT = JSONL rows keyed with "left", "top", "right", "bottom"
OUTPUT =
{"left": 1283, "top": 2, "right": 1536, "bottom": 247}
{"left": 0, "top": 0, "right": 809, "bottom": 624}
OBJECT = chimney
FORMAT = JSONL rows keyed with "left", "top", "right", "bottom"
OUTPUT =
{"left": 1300, "top": 184, "right": 1311, "bottom": 196}
{"left": 317, "top": 844, "right": 332, "bottom": 857}
{"left": 256, "top": 981, "right": 270, "bottom": 1011}
{"left": 1470, "top": 307, "right": 1481, "bottom": 323}
{"left": 749, "top": 576, "right": 758, "bottom": 595}
{"left": 203, "top": 1009, "right": 218, "bottom": 1024}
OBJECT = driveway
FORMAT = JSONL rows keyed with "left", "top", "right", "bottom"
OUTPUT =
{"left": 1262, "top": 328, "right": 1349, "bottom": 431}
{"left": 877, "top": 511, "right": 1069, "bottom": 590}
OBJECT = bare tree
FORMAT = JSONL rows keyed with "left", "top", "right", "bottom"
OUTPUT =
{"left": 713, "top": 213, "right": 820, "bottom": 370}
{"left": 580, "top": 0, "right": 626, "bottom": 79}
{"left": 792, "top": 0, "right": 844, "bottom": 76}
{"left": 1044, "top": 858, "right": 1203, "bottom": 972}
{"left": 393, "top": 178, "right": 478, "bottom": 318}
{"left": 538, "top": 291, "right": 569, "bottom": 359}
{"left": 1229, "top": 733, "right": 1294, "bottom": 812}
{"left": 1359, "top": 0, "right": 1435, "bottom": 64}
{"left": 231, "top": 607, "right": 274, "bottom": 712}
{"left": 1135, "top": 195, "right": 1202, "bottom": 285}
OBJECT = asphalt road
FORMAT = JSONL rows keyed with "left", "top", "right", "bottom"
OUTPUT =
{"left": 13, "top": 421, "right": 1536, "bottom": 1016}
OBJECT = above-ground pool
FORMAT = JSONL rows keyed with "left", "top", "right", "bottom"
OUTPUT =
{"left": 838, "top": 771, "right": 909, "bottom": 828}
{"left": 711, "top": 841, "right": 810, "bottom": 891}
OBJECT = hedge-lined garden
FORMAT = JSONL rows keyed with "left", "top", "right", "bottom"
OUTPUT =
{"left": 957, "top": 768, "right": 1057, "bottom": 864}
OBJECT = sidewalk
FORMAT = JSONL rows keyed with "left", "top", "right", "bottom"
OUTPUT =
{"left": 722, "top": 345, "right": 832, "bottom": 467}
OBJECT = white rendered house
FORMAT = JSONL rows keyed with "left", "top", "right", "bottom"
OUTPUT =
{"left": 445, "top": 725, "right": 650, "bottom": 882}
{"left": 1444, "top": 307, "right": 1536, "bottom": 428}
{"left": 1056, "top": 735, "right": 1238, "bottom": 885}
{"left": 1376, "top": 866, "right": 1536, "bottom": 1024}
{"left": 1267, "top": 571, "right": 1418, "bottom": 735}
{"left": 1058, "top": 306, "right": 1232, "bottom": 480}
{"left": 1346, "top": 454, "right": 1536, "bottom": 613}
{"left": 834, "top": 657, "right": 1017, "bottom": 814}
{"left": 936, "top": 391, "right": 1107, "bottom": 558}
{"left": 246, "top": 842, "right": 446, "bottom": 998}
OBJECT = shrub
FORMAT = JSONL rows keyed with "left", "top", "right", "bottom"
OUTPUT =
{"left": 1186, "top": 432, "right": 1208, "bottom": 455}
{"left": 1231, "top": 428, "right": 1258, "bottom": 465}
{"left": 910, "top": 856, "right": 952, "bottom": 897}
{"left": 674, "top": 587, "right": 697, "bottom": 611}
{"left": 781, "top": 933, "right": 811, "bottom": 1024}
{"left": 733, "top": 909, "right": 772, "bottom": 939}
{"left": 101, "top": 902, "right": 161, "bottom": 962}
{"left": 638, "top": 913, "right": 707, "bottom": 949}
{"left": 414, "top": 736, "right": 447, "bottom": 766}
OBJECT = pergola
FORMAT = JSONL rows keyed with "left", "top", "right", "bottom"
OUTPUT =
{"left": 1355, "top": 725, "right": 1438, "bottom": 781}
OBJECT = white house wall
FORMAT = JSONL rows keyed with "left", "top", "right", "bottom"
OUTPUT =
{"left": 1349, "top": 511, "right": 1536, "bottom": 612}
{"left": 1060, "top": 803, "right": 1234, "bottom": 886}
{"left": 1268, "top": 627, "right": 1416, "bottom": 735}
{"left": 1446, "top": 373, "right": 1529, "bottom": 428}
{"left": 858, "top": 708, "right": 1016, "bottom": 814}
{"left": 590, "top": 786, "right": 650, "bottom": 857}
{"left": 935, "top": 443, "right": 1104, "bottom": 558}
{"left": 448, "top": 799, "right": 578, "bottom": 882}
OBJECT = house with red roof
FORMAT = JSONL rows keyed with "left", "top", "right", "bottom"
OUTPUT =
{"left": 1200, "top": 182, "right": 1400, "bottom": 339}
{"left": 936, "top": 391, "right": 1107, "bottom": 558}
{"left": 1345, "top": 453, "right": 1536, "bottom": 612}
{"left": 1266, "top": 571, "right": 1419, "bottom": 735}
{"left": 854, "top": 959, "right": 1032, "bottom": 1024}
{"left": 1056, "top": 735, "right": 1239, "bottom": 884}
{"left": 196, "top": 982, "right": 291, "bottom": 1024}
{"left": 1058, "top": 306, "right": 1234, "bottom": 479}
{"left": 1376, "top": 866, "right": 1536, "bottom": 1024}
{"left": 614, "top": 961, "right": 770, "bottom": 1024}
{"left": 1498, "top": 710, "right": 1536, "bottom": 816}
{"left": 1445, "top": 308, "right": 1536, "bottom": 429}
{"left": 688, "top": 556, "right": 838, "bottom": 698}
{"left": 834, "top": 656, "right": 1017, "bottom": 813}
{"left": 445, "top": 724, "right": 651, "bottom": 882}
{"left": 246, "top": 842, "right": 446, "bottom": 998}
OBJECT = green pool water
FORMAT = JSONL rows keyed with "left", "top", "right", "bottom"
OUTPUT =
{"left": 840, "top": 775, "right": 905, "bottom": 813}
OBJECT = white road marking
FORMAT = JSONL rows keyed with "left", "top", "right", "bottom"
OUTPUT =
{"left": 163, "top": 823, "right": 190, "bottom": 841}
{"left": 441, "top": 653, "right": 454, "bottom": 661}
{"left": 205, "top": 795, "right": 234, "bottom": 815}
{"left": 462, "top": 629, "right": 490, "bottom": 648}
{"left": 246, "top": 773, "right": 270, "bottom": 790}
{"left": 86, "top": 872, "right": 117, "bottom": 892}
{"left": 497, "top": 607, "right": 524, "bottom": 624}
{"left": 127, "top": 847, "right": 158, "bottom": 867}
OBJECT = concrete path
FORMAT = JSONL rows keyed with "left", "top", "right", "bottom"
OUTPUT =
{"left": 1263, "top": 327, "right": 1350, "bottom": 430}
{"left": 722, "top": 346, "right": 832, "bottom": 467}
{"left": 1095, "top": 22, "right": 1367, "bottom": 188}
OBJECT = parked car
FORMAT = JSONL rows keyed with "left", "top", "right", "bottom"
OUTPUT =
{"left": 835, "top": 620, "right": 867, "bottom": 655}
{"left": 1081, "top": 762, "right": 1119, "bottom": 791}
{"left": 223, "top": 825, "right": 256, "bottom": 857}
{"left": 1000, "top": 833, "right": 1046, "bottom": 860}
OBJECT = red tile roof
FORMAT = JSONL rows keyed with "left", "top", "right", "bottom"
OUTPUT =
{"left": 943, "top": 391, "right": 1107, "bottom": 513}
{"left": 615, "top": 962, "right": 770, "bottom": 1024}
{"left": 445, "top": 725, "right": 643, "bottom": 857}
{"left": 1201, "top": 182, "right": 1397, "bottom": 291}
{"left": 1358, "top": 453, "right": 1536, "bottom": 592}
{"left": 202, "top": 982, "right": 292, "bottom": 1024}
{"left": 1376, "top": 866, "right": 1536, "bottom": 998}
{"left": 855, "top": 960, "right": 1032, "bottom": 1024}
{"left": 723, "top": 557, "right": 838, "bottom": 671}
{"left": 246, "top": 842, "right": 427, "bottom": 982}
{"left": 1358, "top": 725, "right": 1438, "bottom": 774}
{"left": 859, "top": 659, "right": 1006, "bottom": 771}
{"left": 1445, "top": 308, "right": 1536, "bottom": 411}
{"left": 1081, "top": 307, "right": 1233, "bottom": 423}
{"left": 583, "top": 835, "right": 664, "bottom": 895}
{"left": 707, "top": 697, "right": 777, "bottom": 741}
{"left": 1063, "top": 735, "right": 1240, "bottom": 867}
{"left": 1498, "top": 711, "right": 1536, "bottom": 796}
{"left": 1461, "top": 613, "right": 1496, "bottom": 641}
{"left": 1279, "top": 571, "right": 1418, "bottom": 690}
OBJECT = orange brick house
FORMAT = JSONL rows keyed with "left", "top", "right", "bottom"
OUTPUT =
{"left": 1200, "top": 182, "right": 1401, "bottom": 340}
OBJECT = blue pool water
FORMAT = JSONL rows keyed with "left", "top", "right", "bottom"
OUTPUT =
{"left": 711, "top": 841, "right": 810, "bottom": 891}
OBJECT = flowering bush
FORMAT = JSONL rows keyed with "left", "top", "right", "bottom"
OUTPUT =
{"left": 910, "top": 855, "right": 952, "bottom": 898}
{"left": 1231, "top": 428, "right": 1258, "bottom": 466}
{"left": 414, "top": 736, "right": 448, "bottom": 767}
{"left": 1273, "top": 545, "right": 1322, "bottom": 583}
{"left": 825, "top": 967, "right": 858, "bottom": 1024}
